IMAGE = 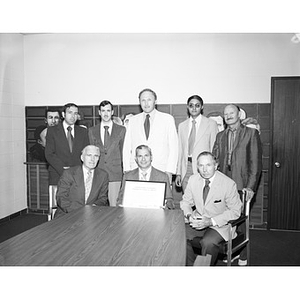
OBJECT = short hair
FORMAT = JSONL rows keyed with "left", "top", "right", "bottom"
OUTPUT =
{"left": 99, "top": 100, "right": 113, "bottom": 111}
{"left": 45, "top": 108, "right": 61, "bottom": 119}
{"left": 138, "top": 88, "right": 157, "bottom": 101}
{"left": 81, "top": 145, "right": 100, "bottom": 156}
{"left": 135, "top": 144, "right": 152, "bottom": 157}
{"left": 62, "top": 103, "right": 79, "bottom": 114}
{"left": 187, "top": 95, "right": 203, "bottom": 106}
{"left": 196, "top": 151, "right": 218, "bottom": 164}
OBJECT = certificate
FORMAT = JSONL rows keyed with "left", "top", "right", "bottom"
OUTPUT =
{"left": 122, "top": 180, "right": 166, "bottom": 209}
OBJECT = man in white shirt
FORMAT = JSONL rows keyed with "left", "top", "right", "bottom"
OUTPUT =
{"left": 122, "top": 88, "right": 178, "bottom": 184}
{"left": 88, "top": 100, "right": 126, "bottom": 206}
{"left": 180, "top": 151, "right": 241, "bottom": 265}
{"left": 175, "top": 95, "right": 218, "bottom": 192}
{"left": 117, "top": 145, "right": 174, "bottom": 209}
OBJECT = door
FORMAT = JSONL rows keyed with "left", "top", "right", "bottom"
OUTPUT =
{"left": 268, "top": 77, "right": 300, "bottom": 230}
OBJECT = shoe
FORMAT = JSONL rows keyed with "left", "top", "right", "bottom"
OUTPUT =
{"left": 238, "top": 259, "right": 247, "bottom": 266}
{"left": 223, "top": 255, "right": 240, "bottom": 264}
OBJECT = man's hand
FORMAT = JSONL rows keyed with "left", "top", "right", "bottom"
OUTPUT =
{"left": 165, "top": 199, "right": 175, "bottom": 210}
{"left": 175, "top": 175, "right": 182, "bottom": 187}
{"left": 190, "top": 216, "right": 212, "bottom": 230}
{"left": 166, "top": 172, "right": 173, "bottom": 185}
{"left": 242, "top": 187, "right": 254, "bottom": 202}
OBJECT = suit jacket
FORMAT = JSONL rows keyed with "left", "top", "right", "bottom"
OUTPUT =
{"left": 88, "top": 122, "right": 126, "bottom": 182}
{"left": 116, "top": 167, "right": 174, "bottom": 207}
{"left": 212, "top": 124, "right": 262, "bottom": 191}
{"left": 180, "top": 171, "right": 242, "bottom": 241}
{"left": 45, "top": 123, "right": 89, "bottom": 185}
{"left": 122, "top": 109, "right": 178, "bottom": 174}
{"left": 177, "top": 115, "right": 218, "bottom": 178}
{"left": 54, "top": 165, "right": 109, "bottom": 218}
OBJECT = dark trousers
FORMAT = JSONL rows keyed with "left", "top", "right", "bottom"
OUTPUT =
{"left": 185, "top": 224, "right": 224, "bottom": 266}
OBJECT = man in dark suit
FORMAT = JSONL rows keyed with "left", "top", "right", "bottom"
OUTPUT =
{"left": 212, "top": 104, "right": 262, "bottom": 265}
{"left": 54, "top": 145, "right": 109, "bottom": 218}
{"left": 88, "top": 100, "right": 126, "bottom": 206}
{"left": 45, "top": 103, "right": 89, "bottom": 185}
{"left": 117, "top": 145, "right": 175, "bottom": 209}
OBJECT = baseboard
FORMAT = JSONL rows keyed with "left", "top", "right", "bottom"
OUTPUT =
{"left": 0, "top": 208, "right": 28, "bottom": 225}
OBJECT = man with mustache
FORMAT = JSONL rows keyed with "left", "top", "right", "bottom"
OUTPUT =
{"left": 212, "top": 104, "right": 262, "bottom": 266}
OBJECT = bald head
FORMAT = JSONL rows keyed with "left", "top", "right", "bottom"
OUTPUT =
{"left": 223, "top": 104, "right": 241, "bottom": 128}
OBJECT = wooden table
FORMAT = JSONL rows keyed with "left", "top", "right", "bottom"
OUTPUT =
{"left": 0, "top": 206, "right": 186, "bottom": 266}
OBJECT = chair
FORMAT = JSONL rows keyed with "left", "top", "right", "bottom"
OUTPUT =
{"left": 219, "top": 190, "right": 253, "bottom": 266}
{"left": 190, "top": 190, "right": 253, "bottom": 266}
{"left": 193, "top": 254, "right": 212, "bottom": 266}
{"left": 48, "top": 185, "right": 58, "bottom": 221}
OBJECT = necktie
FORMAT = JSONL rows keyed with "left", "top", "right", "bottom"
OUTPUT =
{"left": 85, "top": 170, "right": 93, "bottom": 202}
{"left": 141, "top": 172, "right": 147, "bottom": 181}
{"left": 67, "top": 126, "right": 73, "bottom": 153}
{"left": 188, "top": 120, "right": 196, "bottom": 156}
{"left": 227, "top": 129, "right": 235, "bottom": 168}
{"left": 104, "top": 126, "right": 110, "bottom": 148}
{"left": 144, "top": 114, "right": 150, "bottom": 140}
{"left": 203, "top": 179, "right": 210, "bottom": 204}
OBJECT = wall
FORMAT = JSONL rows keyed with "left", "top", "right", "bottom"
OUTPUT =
{"left": 0, "top": 34, "right": 26, "bottom": 219}
{"left": 24, "top": 33, "right": 300, "bottom": 106}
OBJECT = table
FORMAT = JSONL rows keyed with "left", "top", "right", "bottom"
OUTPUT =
{"left": 0, "top": 206, "right": 186, "bottom": 266}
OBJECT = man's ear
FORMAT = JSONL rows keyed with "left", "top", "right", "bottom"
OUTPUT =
{"left": 62, "top": 112, "right": 65, "bottom": 119}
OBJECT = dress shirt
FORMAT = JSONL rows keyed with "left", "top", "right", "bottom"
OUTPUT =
{"left": 82, "top": 165, "right": 94, "bottom": 187}
{"left": 188, "top": 114, "right": 202, "bottom": 138}
{"left": 143, "top": 109, "right": 156, "bottom": 128}
{"left": 63, "top": 121, "right": 75, "bottom": 138}
{"left": 138, "top": 166, "right": 152, "bottom": 181}
{"left": 100, "top": 120, "right": 113, "bottom": 144}
{"left": 201, "top": 174, "right": 217, "bottom": 226}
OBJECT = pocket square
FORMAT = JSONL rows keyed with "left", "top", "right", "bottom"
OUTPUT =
{"left": 214, "top": 199, "right": 221, "bottom": 203}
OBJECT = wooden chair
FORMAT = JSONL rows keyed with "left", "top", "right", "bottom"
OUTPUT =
{"left": 193, "top": 254, "right": 212, "bottom": 266}
{"left": 219, "top": 190, "right": 253, "bottom": 266}
{"left": 48, "top": 185, "right": 57, "bottom": 221}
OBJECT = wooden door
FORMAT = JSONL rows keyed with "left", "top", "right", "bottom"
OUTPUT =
{"left": 268, "top": 77, "right": 300, "bottom": 230}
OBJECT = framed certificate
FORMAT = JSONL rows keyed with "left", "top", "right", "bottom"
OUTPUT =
{"left": 122, "top": 180, "right": 166, "bottom": 209}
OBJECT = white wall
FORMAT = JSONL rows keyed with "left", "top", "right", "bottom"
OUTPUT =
{"left": 0, "top": 34, "right": 26, "bottom": 219}
{"left": 24, "top": 33, "right": 300, "bottom": 106}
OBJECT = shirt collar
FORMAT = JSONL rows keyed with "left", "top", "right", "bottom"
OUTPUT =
{"left": 63, "top": 121, "right": 74, "bottom": 131}
{"left": 143, "top": 109, "right": 156, "bottom": 119}
{"left": 190, "top": 114, "right": 202, "bottom": 124}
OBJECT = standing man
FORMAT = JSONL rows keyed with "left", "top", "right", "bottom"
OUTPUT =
{"left": 212, "top": 104, "right": 262, "bottom": 266}
{"left": 44, "top": 108, "right": 61, "bottom": 127}
{"left": 123, "top": 88, "right": 178, "bottom": 184}
{"left": 54, "top": 145, "right": 109, "bottom": 218}
{"left": 181, "top": 151, "right": 242, "bottom": 266}
{"left": 45, "top": 103, "right": 89, "bottom": 185}
{"left": 175, "top": 95, "right": 218, "bottom": 192}
{"left": 117, "top": 145, "right": 175, "bottom": 209}
{"left": 88, "top": 100, "right": 126, "bottom": 206}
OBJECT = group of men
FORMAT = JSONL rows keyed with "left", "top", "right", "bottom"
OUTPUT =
{"left": 35, "top": 88, "right": 262, "bottom": 267}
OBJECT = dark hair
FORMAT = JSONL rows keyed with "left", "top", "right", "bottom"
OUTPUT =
{"left": 135, "top": 144, "right": 152, "bottom": 157}
{"left": 62, "top": 103, "right": 79, "bottom": 113}
{"left": 197, "top": 151, "right": 218, "bottom": 164}
{"left": 99, "top": 100, "right": 113, "bottom": 111}
{"left": 187, "top": 95, "right": 203, "bottom": 106}
{"left": 187, "top": 95, "right": 204, "bottom": 115}
{"left": 45, "top": 108, "right": 61, "bottom": 119}
{"left": 138, "top": 88, "right": 157, "bottom": 101}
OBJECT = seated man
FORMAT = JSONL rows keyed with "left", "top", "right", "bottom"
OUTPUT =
{"left": 117, "top": 145, "right": 175, "bottom": 209}
{"left": 55, "top": 145, "right": 109, "bottom": 218}
{"left": 180, "top": 151, "right": 242, "bottom": 266}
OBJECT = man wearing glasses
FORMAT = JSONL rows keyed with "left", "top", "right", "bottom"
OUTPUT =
{"left": 175, "top": 95, "right": 218, "bottom": 192}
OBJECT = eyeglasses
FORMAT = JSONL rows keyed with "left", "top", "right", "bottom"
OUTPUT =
{"left": 188, "top": 104, "right": 201, "bottom": 109}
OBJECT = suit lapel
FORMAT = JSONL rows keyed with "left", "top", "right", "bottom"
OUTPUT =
{"left": 86, "top": 169, "right": 99, "bottom": 204}
{"left": 75, "top": 166, "right": 85, "bottom": 204}
{"left": 194, "top": 117, "right": 209, "bottom": 147}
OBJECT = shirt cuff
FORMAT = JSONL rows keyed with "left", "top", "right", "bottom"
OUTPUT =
{"left": 211, "top": 218, "right": 216, "bottom": 226}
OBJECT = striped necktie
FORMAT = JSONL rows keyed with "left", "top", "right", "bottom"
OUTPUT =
{"left": 67, "top": 126, "right": 73, "bottom": 153}
{"left": 85, "top": 170, "right": 93, "bottom": 202}
{"left": 203, "top": 179, "right": 210, "bottom": 204}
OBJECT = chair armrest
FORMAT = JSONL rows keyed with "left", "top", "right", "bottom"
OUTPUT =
{"left": 228, "top": 215, "right": 247, "bottom": 227}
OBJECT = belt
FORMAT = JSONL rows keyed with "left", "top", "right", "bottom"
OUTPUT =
{"left": 188, "top": 157, "right": 192, "bottom": 162}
